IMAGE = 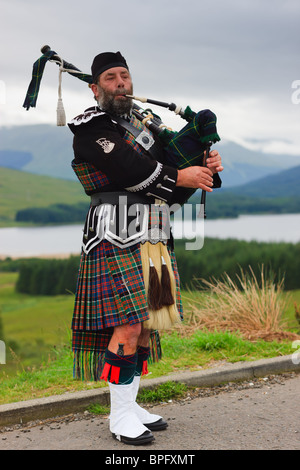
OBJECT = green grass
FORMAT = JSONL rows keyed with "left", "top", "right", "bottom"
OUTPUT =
{"left": 0, "top": 167, "right": 85, "bottom": 226}
{"left": 136, "top": 381, "right": 188, "bottom": 404}
{"left": 0, "top": 328, "right": 296, "bottom": 406}
{"left": 0, "top": 272, "right": 74, "bottom": 373}
{"left": 0, "top": 345, "right": 105, "bottom": 405}
{"left": 0, "top": 273, "right": 299, "bottom": 405}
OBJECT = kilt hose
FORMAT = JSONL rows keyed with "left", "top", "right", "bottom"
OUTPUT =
{"left": 72, "top": 239, "right": 183, "bottom": 381}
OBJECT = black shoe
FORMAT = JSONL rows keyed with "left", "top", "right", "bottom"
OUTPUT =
{"left": 145, "top": 418, "right": 168, "bottom": 431}
{"left": 112, "top": 430, "right": 155, "bottom": 446}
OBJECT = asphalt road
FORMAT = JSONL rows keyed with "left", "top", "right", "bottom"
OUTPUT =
{"left": 0, "top": 373, "right": 299, "bottom": 452}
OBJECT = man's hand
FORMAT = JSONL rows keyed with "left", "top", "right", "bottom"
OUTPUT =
{"left": 206, "top": 149, "right": 224, "bottom": 174}
{"left": 176, "top": 166, "right": 214, "bottom": 191}
{"left": 176, "top": 150, "right": 223, "bottom": 190}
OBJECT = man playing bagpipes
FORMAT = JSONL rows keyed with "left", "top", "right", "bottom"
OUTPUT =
{"left": 23, "top": 49, "right": 224, "bottom": 446}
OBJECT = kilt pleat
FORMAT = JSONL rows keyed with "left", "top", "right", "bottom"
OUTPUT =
{"left": 72, "top": 240, "right": 149, "bottom": 330}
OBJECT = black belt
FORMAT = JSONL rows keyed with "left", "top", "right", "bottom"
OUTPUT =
{"left": 90, "top": 191, "right": 154, "bottom": 206}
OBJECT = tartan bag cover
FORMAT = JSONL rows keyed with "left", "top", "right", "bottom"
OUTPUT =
{"left": 162, "top": 108, "right": 220, "bottom": 169}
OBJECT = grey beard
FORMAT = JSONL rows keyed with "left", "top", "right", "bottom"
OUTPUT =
{"left": 97, "top": 88, "right": 133, "bottom": 116}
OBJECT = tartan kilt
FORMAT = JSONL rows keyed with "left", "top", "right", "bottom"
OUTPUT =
{"left": 72, "top": 239, "right": 183, "bottom": 381}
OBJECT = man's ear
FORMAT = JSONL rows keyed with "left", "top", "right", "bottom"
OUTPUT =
{"left": 90, "top": 83, "right": 99, "bottom": 100}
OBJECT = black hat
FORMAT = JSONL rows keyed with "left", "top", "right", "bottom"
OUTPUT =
{"left": 91, "top": 51, "right": 128, "bottom": 82}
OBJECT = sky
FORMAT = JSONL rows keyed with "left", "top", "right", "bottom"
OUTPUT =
{"left": 1, "top": 0, "right": 300, "bottom": 156}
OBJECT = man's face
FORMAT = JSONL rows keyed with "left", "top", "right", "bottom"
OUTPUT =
{"left": 91, "top": 66, "right": 133, "bottom": 116}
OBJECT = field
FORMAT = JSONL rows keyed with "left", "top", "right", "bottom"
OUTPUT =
{"left": 0, "top": 272, "right": 73, "bottom": 373}
{"left": 0, "top": 270, "right": 299, "bottom": 405}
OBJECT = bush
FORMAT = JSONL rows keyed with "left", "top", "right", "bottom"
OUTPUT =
{"left": 179, "top": 266, "right": 298, "bottom": 341}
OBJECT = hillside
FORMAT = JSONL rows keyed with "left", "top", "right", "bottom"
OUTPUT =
{"left": 1, "top": 163, "right": 300, "bottom": 227}
{"left": 190, "top": 164, "right": 300, "bottom": 218}
{"left": 0, "top": 124, "right": 300, "bottom": 186}
{"left": 0, "top": 167, "right": 86, "bottom": 226}
{"left": 221, "top": 164, "right": 300, "bottom": 198}
{"left": 216, "top": 140, "right": 300, "bottom": 187}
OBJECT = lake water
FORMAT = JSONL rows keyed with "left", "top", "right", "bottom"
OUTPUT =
{"left": 0, "top": 213, "right": 299, "bottom": 258}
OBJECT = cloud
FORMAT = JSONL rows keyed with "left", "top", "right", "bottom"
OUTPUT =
{"left": 1, "top": 0, "right": 299, "bottom": 155}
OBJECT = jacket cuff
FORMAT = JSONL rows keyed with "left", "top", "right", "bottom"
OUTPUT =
{"left": 125, "top": 163, "right": 178, "bottom": 203}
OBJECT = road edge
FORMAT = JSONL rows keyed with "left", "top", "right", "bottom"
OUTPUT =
{"left": 0, "top": 354, "right": 299, "bottom": 428}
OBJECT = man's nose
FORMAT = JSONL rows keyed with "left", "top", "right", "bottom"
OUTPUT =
{"left": 116, "top": 75, "right": 126, "bottom": 87}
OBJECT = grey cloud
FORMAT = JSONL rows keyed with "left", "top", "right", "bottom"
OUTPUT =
{"left": 1, "top": 0, "right": 299, "bottom": 155}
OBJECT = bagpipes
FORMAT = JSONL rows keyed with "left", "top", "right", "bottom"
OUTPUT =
{"left": 23, "top": 45, "right": 221, "bottom": 218}
{"left": 125, "top": 95, "right": 218, "bottom": 218}
{"left": 23, "top": 46, "right": 221, "bottom": 330}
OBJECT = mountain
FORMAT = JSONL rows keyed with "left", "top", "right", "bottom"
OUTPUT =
{"left": 190, "top": 164, "right": 300, "bottom": 218}
{"left": 0, "top": 124, "right": 299, "bottom": 186}
{"left": 0, "top": 149, "right": 32, "bottom": 169}
{"left": 0, "top": 124, "right": 75, "bottom": 180}
{"left": 216, "top": 140, "right": 300, "bottom": 188}
{"left": 221, "top": 164, "right": 300, "bottom": 198}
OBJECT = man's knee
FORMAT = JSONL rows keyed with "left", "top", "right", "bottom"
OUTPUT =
{"left": 116, "top": 322, "right": 142, "bottom": 339}
{"left": 110, "top": 322, "right": 142, "bottom": 354}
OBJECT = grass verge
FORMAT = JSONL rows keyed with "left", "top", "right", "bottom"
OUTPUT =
{"left": 0, "top": 328, "right": 296, "bottom": 406}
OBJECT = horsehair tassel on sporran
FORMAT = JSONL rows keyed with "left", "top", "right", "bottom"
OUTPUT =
{"left": 148, "top": 256, "right": 161, "bottom": 311}
{"left": 144, "top": 239, "right": 162, "bottom": 311}
{"left": 140, "top": 241, "right": 180, "bottom": 330}
{"left": 160, "top": 255, "right": 175, "bottom": 306}
{"left": 158, "top": 243, "right": 180, "bottom": 327}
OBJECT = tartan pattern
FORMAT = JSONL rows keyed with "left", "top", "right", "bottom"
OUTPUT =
{"left": 163, "top": 109, "right": 220, "bottom": 170}
{"left": 72, "top": 329, "right": 112, "bottom": 352}
{"left": 23, "top": 50, "right": 57, "bottom": 110}
{"left": 23, "top": 48, "right": 93, "bottom": 110}
{"left": 72, "top": 329, "right": 162, "bottom": 381}
{"left": 123, "top": 114, "right": 152, "bottom": 155}
{"left": 72, "top": 240, "right": 182, "bottom": 334}
{"left": 71, "top": 240, "right": 181, "bottom": 381}
{"left": 71, "top": 160, "right": 110, "bottom": 193}
{"left": 72, "top": 240, "right": 149, "bottom": 332}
